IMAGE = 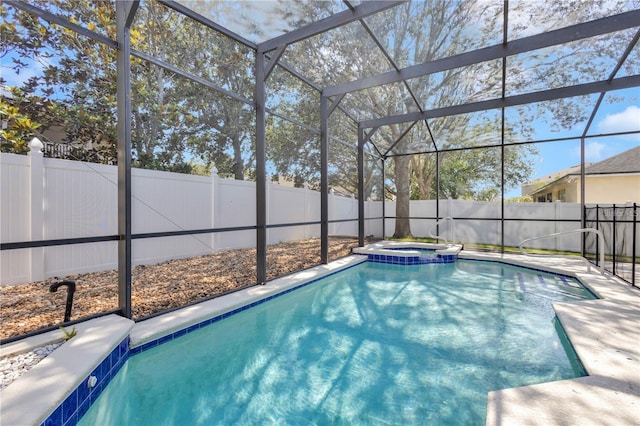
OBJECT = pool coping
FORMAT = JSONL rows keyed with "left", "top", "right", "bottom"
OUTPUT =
{"left": 0, "top": 315, "right": 134, "bottom": 426}
{"left": 352, "top": 240, "right": 463, "bottom": 256}
{"left": 1, "top": 251, "right": 638, "bottom": 425}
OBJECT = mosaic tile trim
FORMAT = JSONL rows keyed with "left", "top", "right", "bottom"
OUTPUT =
{"left": 367, "top": 253, "right": 457, "bottom": 265}
{"left": 387, "top": 247, "right": 437, "bottom": 253}
{"left": 41, "top": 337, "right": 129, "bottom": 426}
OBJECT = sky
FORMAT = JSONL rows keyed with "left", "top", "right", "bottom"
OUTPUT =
{"left": 503, "top": 95, "right": 639, "bottom": 199}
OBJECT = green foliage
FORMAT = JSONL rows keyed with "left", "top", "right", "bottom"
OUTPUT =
{"left": 408, "top": 144, "right": 538, "bottom": 201}
{"left": 59, "top": 325, "right": 77, "bottom": 340}
{"left": 505, "top": 195, "right": 534, "bottom": 203}
{"left": 1, "top": 2, "right": 117, "bottom": 162}
{"left": 1, "top": 1, "right": 255, "bottom": 174}
{"left": 127, "top": 2, "right": 255, "bottom": 177}
{"left": 0, "top": 90, "right": 42, "bottom": 153}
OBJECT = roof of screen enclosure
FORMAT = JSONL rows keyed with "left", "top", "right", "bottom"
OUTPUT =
{"left": 163, "top": 0, "right": 640, "bottom": 159}
{"left": 16, "top": 1, "right": 639, "bottom": 158}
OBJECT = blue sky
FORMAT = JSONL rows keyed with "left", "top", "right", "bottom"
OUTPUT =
{"left": 503, "top": 91, "right": 640, "bottom": 198}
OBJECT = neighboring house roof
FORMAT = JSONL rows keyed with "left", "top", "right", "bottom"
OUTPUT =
{"left": 579, "top": 145, "right": 640, "bottom": 175}
{"left": 533, "top": 164, "right": 584, "bottom": 184}
{"left": 521, "top": 164, "right": 589, "bottom": 196}
{"left": 525, "top": 145, "right": 640, "bottom": 196}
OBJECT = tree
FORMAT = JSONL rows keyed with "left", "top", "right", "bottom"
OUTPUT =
{"left": 274, "top": 0, "right": 635, "bottom": 237}
{"left": 1, "top": 1, "right": 255, "bottom": 177}
{"left": 0, "top": 87, "right": 42, "bottom": 153}
{"left": 3, "top": 0, "right": 634, "bottom": 216}
{"left": 280, "top": 1, "right": 517, "bottom": 237}
{"left": 128, "top": 2, "right": 256, "bottom": 177}
{"left": 1, "top": 1, "right": 120, "bottom": 161}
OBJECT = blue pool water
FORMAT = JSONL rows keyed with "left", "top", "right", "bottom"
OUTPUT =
{"left": 388, "top": 247, "right": 435, "bottom": 253}
{"left": 79, "top": 260, "right": 594, "bottom": 425}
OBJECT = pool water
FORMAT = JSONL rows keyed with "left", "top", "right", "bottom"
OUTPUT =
{"left": 79, "top": 260, "right": 594, "bottom": 425}
{"left": 388, "top": 247, "right": 438, "bottom": 257}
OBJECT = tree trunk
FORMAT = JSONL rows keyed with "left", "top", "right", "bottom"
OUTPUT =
{"left": 232, "top": 134, "right": 244, "bottom": 180}
{"left": 393, "top": 155, "right": 413, "bottom": 238}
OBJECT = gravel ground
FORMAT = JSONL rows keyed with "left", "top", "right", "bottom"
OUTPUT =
{"left": 0, "top": 237, "right": 361, "bottom": 341}
{"left": 0, "top": 342, "right": 64, "bottom": 390}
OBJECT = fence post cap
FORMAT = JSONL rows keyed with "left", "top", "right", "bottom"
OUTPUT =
{"left": 210, "top": 165, "right": 218, "bottom": 176}
{"left": 29, "top": 137, "right": 44, "bottom": 152}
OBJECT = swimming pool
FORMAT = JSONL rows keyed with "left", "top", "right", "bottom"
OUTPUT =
{"left": 78, "top": 259, "right": 594, "bottom": 425}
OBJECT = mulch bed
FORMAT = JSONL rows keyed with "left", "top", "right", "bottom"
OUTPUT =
{"left": 1, "top": 237, "right": 362, "bottom": 341}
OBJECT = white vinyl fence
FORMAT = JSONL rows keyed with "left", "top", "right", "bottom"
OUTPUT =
{"left": 385, "top": 198, "right": 585, "bottom": 250}
{"left": 1, "top": 149, "right": 374, "bottom": 285}
{"left": 2, "top": 147, "right": 624, "bottom": 286}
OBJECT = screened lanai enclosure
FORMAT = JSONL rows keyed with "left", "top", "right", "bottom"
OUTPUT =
{"left": 1, "top": 0, "right": 639, "bottom": 342}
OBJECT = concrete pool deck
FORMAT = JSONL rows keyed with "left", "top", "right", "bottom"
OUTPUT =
{"left": 1, "top": 251, "right": 638, "bottom": 425}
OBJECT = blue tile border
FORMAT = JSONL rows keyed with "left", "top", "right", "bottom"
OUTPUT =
{"left": 41, "top": 337, "right": 129, "bottom": 426}
{"left": 366, "top": 253, "right": 457, "bottom": 265}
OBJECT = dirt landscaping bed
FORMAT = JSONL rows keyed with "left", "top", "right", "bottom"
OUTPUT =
{"left": 1, "top": 237, "right": 361, "bottom": 341}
